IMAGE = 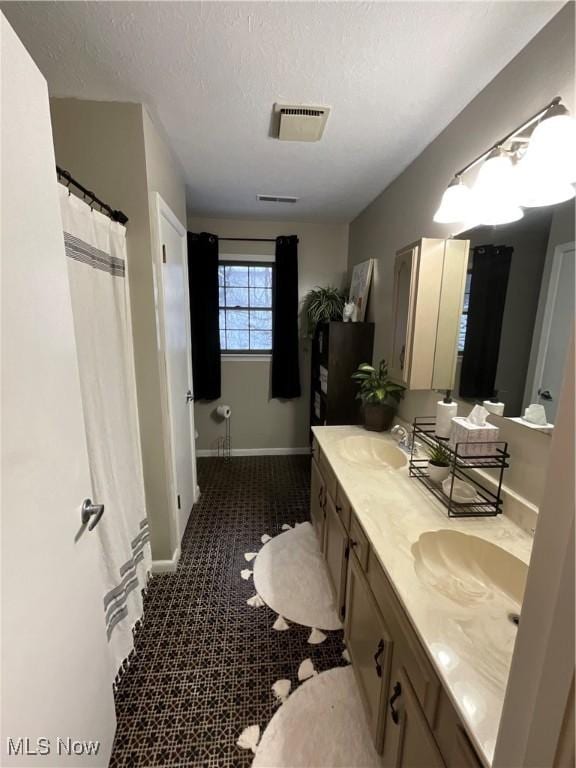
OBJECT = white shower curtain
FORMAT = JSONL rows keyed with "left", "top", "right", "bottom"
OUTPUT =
{"left": 59, "top": 185, "right": 151, "bottom": 683}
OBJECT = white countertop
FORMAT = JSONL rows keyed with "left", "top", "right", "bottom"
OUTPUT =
{"left": 312, "top": 425, "right": 533, "bottom": 767}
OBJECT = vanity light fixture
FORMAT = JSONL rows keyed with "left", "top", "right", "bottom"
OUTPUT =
{"left": 471, "top": 148, "right": 524, "bottom": 225}
{"left": 433, "top": 177, "right": 473, "bottom": 223}
{"left": 433, "top": 96, "right": 576, "bottom": 225}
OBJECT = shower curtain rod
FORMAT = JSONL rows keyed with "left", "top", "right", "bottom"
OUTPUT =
{"left": 56, "top": 166, "right": 129, "bottom": 225}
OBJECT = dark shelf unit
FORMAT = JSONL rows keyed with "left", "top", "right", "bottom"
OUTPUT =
{"left": 409, "top": 416, "right": 510, "bottom": 518}
{"left": 310, "top": 321, "right": 374, "bottom": 433}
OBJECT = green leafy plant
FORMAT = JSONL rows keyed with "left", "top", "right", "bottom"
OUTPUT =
{"left": 303, "top": 286, "right": 346, "bottom": 337}
{"left": 351, "top": 360, "right": 405, "bottom": 406}
{"left": 426, "top": 442, "right": 452, "bottom": 467}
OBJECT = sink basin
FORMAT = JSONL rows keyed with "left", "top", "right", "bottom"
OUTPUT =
{"left": 336, "top": 435, "right": 407, "bottom": 470}
{"left": 412, "top": 530, "right": 527, "bottom": 608}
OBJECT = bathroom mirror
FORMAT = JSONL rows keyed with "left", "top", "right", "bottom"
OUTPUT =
{"left": 454, "top": 199, "right": 574, "bottom": 428}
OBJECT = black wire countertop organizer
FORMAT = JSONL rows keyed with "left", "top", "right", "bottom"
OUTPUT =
{"left": 409, "top": 416, "right": 509, "bottom": 518}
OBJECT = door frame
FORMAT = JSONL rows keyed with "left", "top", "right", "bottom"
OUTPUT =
{"left": 527, "top": 240, "right": 575, "bottom": 409}
{"left": 152, "top": 192, "right": 198, "bottom": 544}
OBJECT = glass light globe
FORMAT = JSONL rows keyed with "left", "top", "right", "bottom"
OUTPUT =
{"left": 472, "top": 152, "right": 524, "bottom": 225}
{"left": 525, "top": 109, "right": 576, "bottom": 184}
{"left": 515, "top": 155, "right": 575, "bottom": 207}
{"left": 433, "top": 179, "right": 473, "bottom": 223}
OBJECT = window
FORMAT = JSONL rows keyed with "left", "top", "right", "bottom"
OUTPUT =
{"left": 458, "top": 269, "right": 473, "bottom": 353}
{"left": 219, "top": 262, "right": 273, "bottom": 353}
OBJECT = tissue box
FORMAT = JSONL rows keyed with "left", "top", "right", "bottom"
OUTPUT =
{"left": 449, "top": 417, "right": 500, "bottom": 457}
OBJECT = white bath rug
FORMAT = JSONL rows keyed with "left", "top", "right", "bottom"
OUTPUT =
{"left": 281, "top": 523, "right": 292, "bottom": 531}
{"left": 261, "top": 533, "right": 272, "bottom": 544}
{"left": 272, "top": 679, "right": 291, "bottom": 704}
{"left": 307, "top": 628, "right": 327, "bottom": 645}
{"left": 247, "top": 593, "right": 265, "bottom": 608}
{"left": 252, "top": 667, "right": 381, "bottom": 767}
{"left": 272, "top": 615, "right": 290, "bottom": 631}
{"left": 253, "top": 522, "right": 341, "bottom": 630}
{"left": 240, "top": 569, "right": 253, "bottom": 580}
{"left": 342, "top": 648, "right": 351, "bottom": 663}
{"left": 237, "top": 724, "right": 260, "bottom": 753}
{"left": 244, "top": 552, "right": 258, "bottom": 562}
{"left": 297, "top": 658, "right": 317, "bottom": 682}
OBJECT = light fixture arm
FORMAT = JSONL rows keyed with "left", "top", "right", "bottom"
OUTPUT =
{"left": 454, "top": 96, "right": 563, "bottom": 179}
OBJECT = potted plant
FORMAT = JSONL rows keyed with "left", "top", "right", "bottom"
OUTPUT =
{"left": 351, "top": 360, "right": 405, "bottom": 432}
{"left": 302, "top": 286, "right": 346, "bottom": 338}
{"left": 426, "top": 442, "right": 452, "bottom": 484}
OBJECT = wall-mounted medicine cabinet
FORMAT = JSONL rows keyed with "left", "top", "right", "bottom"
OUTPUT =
{"left": 390, "top": 237, "right": 470, "bottom": 390}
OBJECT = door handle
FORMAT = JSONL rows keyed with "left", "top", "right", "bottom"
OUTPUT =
{"left": 81, "top": 499, "right": 105, "bottom": 531}
{"left": 186, "top": 390, "right": 193, "bottom": 403}
{"left": 389, "top": 681, "right": 402, "bottom": 724}
{"left": 374, "top": 638, "right": 385, "bottom": 678}
{"left": 538, "top": 388, "right": 553, "bottom": 401}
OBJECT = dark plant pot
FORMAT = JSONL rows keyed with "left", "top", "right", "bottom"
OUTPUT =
{"left": 363, "top": 403, "right": 395, "bottom": 432}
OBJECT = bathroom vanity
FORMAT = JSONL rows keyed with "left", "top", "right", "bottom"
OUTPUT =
{"left": 310, "top": 426, "right": 532, "bottom": 768}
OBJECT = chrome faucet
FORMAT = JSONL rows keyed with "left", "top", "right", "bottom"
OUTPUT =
{"left": 391, "top": 424, "right": 413, "bottom": 452}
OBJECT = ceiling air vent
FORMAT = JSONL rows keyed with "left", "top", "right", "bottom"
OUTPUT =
{"left": 273, "top": 103, "right": 330, "bottom": 142}
{"left": 257, "top": 194, "right": 299, "bottom": 204}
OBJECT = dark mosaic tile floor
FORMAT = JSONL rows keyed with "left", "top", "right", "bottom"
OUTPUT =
{"left": 110, "top": 456, "right": 347, "bottom": 767}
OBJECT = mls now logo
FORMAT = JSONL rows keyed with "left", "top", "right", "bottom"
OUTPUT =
{"left": 7, "top": 737, "right": 100, "bottom": 757}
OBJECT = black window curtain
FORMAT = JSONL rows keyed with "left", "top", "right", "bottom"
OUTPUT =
{"left": 187, "top": 232, "right": 221, "bottom": 400}
{"left": 271, "top": 235, "right": 301, "bottom": 399}
{"left": 459, "top": 244, "right": 512, "bottom": 400}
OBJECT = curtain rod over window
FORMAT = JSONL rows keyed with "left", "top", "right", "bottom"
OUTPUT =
{"left": 219, "top": 237, "right": 277, "bottom": 243}
{"left": 56, "top": 165, "right": 129, "bottom": 225}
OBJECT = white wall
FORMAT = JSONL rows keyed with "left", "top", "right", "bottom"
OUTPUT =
{"left": 187, "top": 216, "right": 349, "bottom": 452}
{"left": 50, "top": 99, "right": 188, "bottom": 561}
{"left": 348, "top": 4, "right": 574, "bottom": 519}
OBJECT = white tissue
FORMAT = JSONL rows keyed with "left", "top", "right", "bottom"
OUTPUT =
{"left": 466, "top": 404, "right": 490, "bottom": 426}
{"left": 483, "top": 400, "right": 505, "bottom": 416}
{"left": 216, "top": 404, "right": 231, "bottom": 419}
{"left": 523, "top": 403, "right": 548, "bottom": 426}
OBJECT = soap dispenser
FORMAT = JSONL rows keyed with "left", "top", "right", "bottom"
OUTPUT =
{"left": 435, "top": 390, "right": 457, "bottom": 439}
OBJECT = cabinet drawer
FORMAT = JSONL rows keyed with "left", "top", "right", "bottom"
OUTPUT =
{"left": 350, "top": 512, "right": 370, "bottom": 571}
{"left": 368, "top": 550, "right": 440, "bottom": 725}
{"left": 319, "top": 450, "right": 338, "bottom": 503}
{"left": 335, "top": 484, "right": 352, "bottom": 531}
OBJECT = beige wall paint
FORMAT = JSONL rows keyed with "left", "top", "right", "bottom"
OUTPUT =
{"left": 50, "top": 98, "right": 187, "bottom": 561}
{"left": 187, "top": 216, "right": 349, "bottom": 451}
{"left": 348, "top": 5, "right": 574, "bottom": 514}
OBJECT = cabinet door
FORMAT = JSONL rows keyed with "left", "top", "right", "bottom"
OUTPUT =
{"left": 382, "top": 666, "right": 446, "bottom": 768}
{"left": 324, "top": 492, "right": 349, "bottom": 621}
{"left": 310, "top": 456, "right": 325, "bottom": 546}
{"left": 345, "top": 551, "right": 392, "bottom": 752}
{"left": 390, "top": 245, "right": 418, "bottom": 386}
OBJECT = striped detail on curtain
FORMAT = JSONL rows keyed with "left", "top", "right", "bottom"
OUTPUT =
{"left": 104, "top": 518, "right": 150, "bottom": 641}
{"left": 64, "top": 232, "right": 125, "bottom": 277}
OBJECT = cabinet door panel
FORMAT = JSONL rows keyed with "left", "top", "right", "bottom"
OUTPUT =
{"left": 310, "top": 456, "right": 325, "bottom": 546}
{"left": 324, "top": 492, "right": 348, "bottom": 621}
{"left": 390, "top": 246, "right": 418, "bottom": 385}
{"left": 383, "top": 666, "right": 446, "bottom": 768}
{"left": 345, "top": 552, "right": 392, "bottom": 752}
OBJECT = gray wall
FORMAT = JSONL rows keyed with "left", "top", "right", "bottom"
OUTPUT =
{"left": 347, "top": 4, "right": 574, "bottom": 511}
{"left": 187, "top": 216, "right": 349, "bottom": 452}
{"left": 50, "top": 99, "right": 187, "bottom": 561}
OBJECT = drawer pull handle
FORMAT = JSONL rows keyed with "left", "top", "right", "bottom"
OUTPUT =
{"left": 389, "top": 682, "right": 402, "bottom": 725}
{"left": 335, "top": 504, "right": 342, "bottom": 514}
{"left": 374, "top": 639, "right": 385, "bottom": 677}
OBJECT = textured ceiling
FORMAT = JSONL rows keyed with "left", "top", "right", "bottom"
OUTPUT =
{"left": 2, "top": 1, "right": 563, "bottom": 221}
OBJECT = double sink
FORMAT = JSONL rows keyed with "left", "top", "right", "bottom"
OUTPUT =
{"left": 335, "top": 433, "right": 528, "bottom": 618}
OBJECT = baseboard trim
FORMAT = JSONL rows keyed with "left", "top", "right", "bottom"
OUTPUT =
{"left": 152, "top": 546, "right": 181, "bottom": 574}
{"left": 196, "top": 447, "right": 311, "bottom": 458}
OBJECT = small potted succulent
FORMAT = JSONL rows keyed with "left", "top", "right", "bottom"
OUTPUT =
{"left": 426, "top": 442, "right": 452, "bottom": 484}
{"left": 351, "top": 360, "right": 405, "bottom": 432}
